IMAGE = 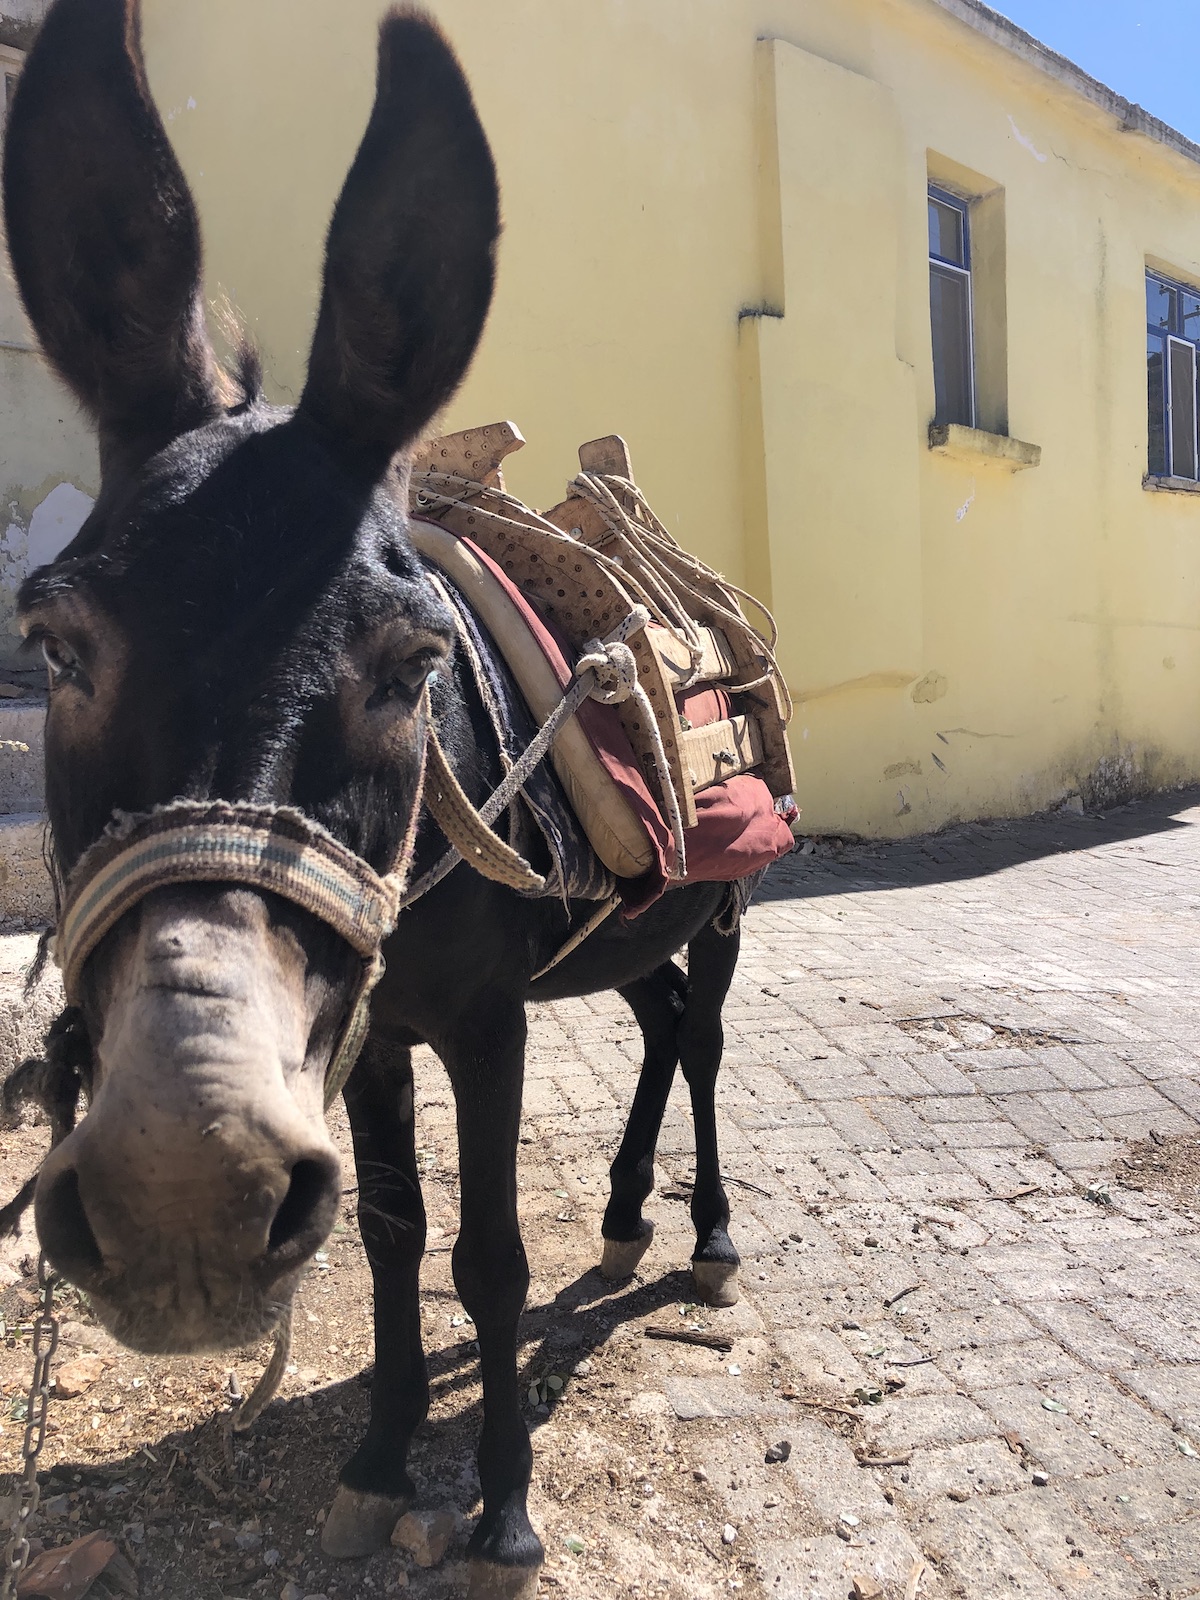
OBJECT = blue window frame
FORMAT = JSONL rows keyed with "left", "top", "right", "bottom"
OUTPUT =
{"left": 1147, "top": 269, "right": 1200, "bottom": 479}
{"left": 929, "top": 187, "right": 975, "bottom": 429}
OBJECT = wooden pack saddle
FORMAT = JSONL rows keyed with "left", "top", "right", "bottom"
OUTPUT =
{"left": 407, "top": 422, "right": 795, "bottom": 879}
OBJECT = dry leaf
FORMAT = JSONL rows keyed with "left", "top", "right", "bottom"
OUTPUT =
{"left": 17, "top": 1531, "right": 119, "bottom": 1599}
{"left": 52, "top": 1357, "right": 110, "bottom": 1399}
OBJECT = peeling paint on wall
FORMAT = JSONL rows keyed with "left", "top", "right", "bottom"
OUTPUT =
{"left": 1007, "top": 115, "right": 1048, "bottom": 164}
{"left": 911, "top": 671, "right": 949, "bottom": 704}
{"left": 884, "top": 759, "right": 922, "bottom": 779}
{"left": 0, "top": 481, "right": 93, "bottom": 657}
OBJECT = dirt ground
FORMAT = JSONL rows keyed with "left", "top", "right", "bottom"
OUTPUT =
{"left": 1, "top": 1059, "right": 824, "bottom": 1600}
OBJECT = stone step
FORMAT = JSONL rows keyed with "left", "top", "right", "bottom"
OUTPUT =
{"left": 0, "top": 813, "right": 54, "bottom": 924}
{"left": 0, "top": 930, "right": 62, "bottom": 1079}
{"left": 0, "top": 698, "right": 46, "bottom": 815}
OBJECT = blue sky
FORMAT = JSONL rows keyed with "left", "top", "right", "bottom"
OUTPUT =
{"left": 992, "top": 2, "right": 1200, "bottom": 143}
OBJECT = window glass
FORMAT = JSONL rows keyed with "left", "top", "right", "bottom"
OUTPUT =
{"left": 1147, "top": 277, "right": 1176, "bottom": 332}
{"left": 1147, "top": 335, "right": 1167, "bottom": 476}
{"left": 930, "top": 266, "right": 973, "bottom": 427}
{"left": 1170, "top": 339, "right": 1198, "bottom": 480}
{"left": 1181, "top": 293, "right": 1200, "bottom": 343}
{"left": 928, "top": 197, "right": 965, "bottom": 266}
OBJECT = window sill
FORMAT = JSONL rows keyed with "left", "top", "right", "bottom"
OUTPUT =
{"left": 1143, "top": 474, "right": 1200, "bottom": 495}
{"left": 928, "top": 423, "right": 1042, "bottom": 471}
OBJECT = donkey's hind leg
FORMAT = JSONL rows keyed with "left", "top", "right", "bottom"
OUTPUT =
{"left": 599, "top": 962, "right": 686, "bottom": 1279}
{"left": 680, "top": 921, "right": 742, "bottom": 1307}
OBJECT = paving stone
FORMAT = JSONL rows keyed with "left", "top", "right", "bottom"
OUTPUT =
{"left": 978, "top": 1385, "right": 1121, "bottom": 1477}
{"left": 1068, "top": 1465, "right": 1200, "bottom": 1533}
{"left": 920, "top": 1499, "right": 1063, "bottom": 1599}
{"left": 1121, "top": 1521, "right": 1200, "bottom": 1595}
{"left": 757, "top": 1525, "right": 928, "bottom": 1600}
{"left": 986, "top": 1486, "right": 1145, "bottom": 1599}
{"left": 938, "top": 1336, "right": 1087, "bottom": 1393}
{"left": 1026, "top": 1301, "right": 1154, "bottom": 1372}
{"left": 660, "top": 1378, "right": 790, "bottom": 1421}
{"left": 1119, "top": 1367, "right": 1200, "bottom": 1439}
{"left": 866, "top": 1392, "right": 995, "bottom": 1453}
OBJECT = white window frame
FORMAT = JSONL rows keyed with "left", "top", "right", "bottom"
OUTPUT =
{"left": 928, "top": 187, "right": 977, "bottom": 431}
{"left": 1167, "top": 333, "right": 1199, "bottom": 482}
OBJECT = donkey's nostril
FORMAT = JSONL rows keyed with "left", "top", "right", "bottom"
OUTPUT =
{"left": 267, "top": 1157, "right": 338, "bottom": 1258}
{"left": 38, "top": 1167, "right": 105, "bottom": 1283}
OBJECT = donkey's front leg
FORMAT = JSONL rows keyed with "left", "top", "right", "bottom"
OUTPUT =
{"left": 323, "top": 1032, "right": 428, "bottom": 1558}
{"left": 443, "top": 1003, "right": 543, "bottom": 1600}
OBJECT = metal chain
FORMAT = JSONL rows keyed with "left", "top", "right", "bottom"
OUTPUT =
{"left": 1, "top": 1253, "right": 59, "bottom": 1600}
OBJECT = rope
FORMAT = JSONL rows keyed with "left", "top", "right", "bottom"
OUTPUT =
{"left": 530, "top": 894, "right": 621, "bottom": 982}
{"left": 398, "top": 604, "right": 690, "bottom": 907}
{"left": 411, "top": 467, "right": 791, "bottom": 716}
{"left": 568, "top": 472, "right": 791, "bottom": 709}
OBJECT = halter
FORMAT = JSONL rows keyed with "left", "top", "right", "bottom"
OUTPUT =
{"left": 54, "top": 771, "right": 426, "bottom": 1111}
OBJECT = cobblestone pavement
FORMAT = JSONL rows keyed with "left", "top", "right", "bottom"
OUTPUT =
{"left": 518, "top": 789, "right": 1200, "bottom": 1599}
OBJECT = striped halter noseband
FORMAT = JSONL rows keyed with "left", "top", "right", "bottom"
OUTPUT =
{"left": 53, "top": 794, "right": 421, "bottom": 1110}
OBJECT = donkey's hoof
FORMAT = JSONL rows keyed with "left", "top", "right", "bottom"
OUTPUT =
{"left": 321, "top": 1487, "right": 408, "bottom": 1558}
{"left": 467, "top": 1556, "right": 542, "bottom": 1599}
{"left": 600, "top": 1221, "right": 655, "bottom": 1280}
{"left": 692, "top": 1259, "right": 740, "bottom": 1307}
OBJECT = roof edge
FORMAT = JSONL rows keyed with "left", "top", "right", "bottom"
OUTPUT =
{"left": 928, "top": 0, "right": 1200, "bottom": 171}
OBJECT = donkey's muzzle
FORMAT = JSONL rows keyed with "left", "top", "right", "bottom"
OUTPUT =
{"left": 34, "top": 1116, "right": 341, "bottom": 1353}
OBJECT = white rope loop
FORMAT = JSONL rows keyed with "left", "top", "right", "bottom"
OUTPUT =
{"left": 576, "top": 636, "right": 639, "bottom": 704}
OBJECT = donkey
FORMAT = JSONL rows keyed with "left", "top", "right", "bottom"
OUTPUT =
{"left": 4, "top": 3, "right": 762, "bottom": 1593}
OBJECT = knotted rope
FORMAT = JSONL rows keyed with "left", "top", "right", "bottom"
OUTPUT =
{"left": 400, "top": 602, "right": 687, "bottom": 905}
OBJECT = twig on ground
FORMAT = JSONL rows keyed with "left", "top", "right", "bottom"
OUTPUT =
{"left": 888, "top": 1354, "right": 935, "bottom": 1368}
{"left": 884, "top": 1283, "right": 921, "bottom": 1309}
{"left": 987, "top": 1185, "right": 1041, "bottom": 1201}
{"left": 856, "top": 1449, "right": 913, "bottom": 1467}
{"left": 791, "top": 1397, "right": 863, "bottom": 1419}
{"left": 644, "top": 1327, "right": 733, "bottom": 1353}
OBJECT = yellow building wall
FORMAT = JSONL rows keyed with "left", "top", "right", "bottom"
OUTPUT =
{"left": 56, "top": 0, "right": 1200, "bottom": 834}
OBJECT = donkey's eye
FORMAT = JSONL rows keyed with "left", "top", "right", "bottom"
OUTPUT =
{"left": 41, "top": 635, "right": 83, "bottom": 685}
{"left": 368, "top": 648, "right": 442, "bottom": 709}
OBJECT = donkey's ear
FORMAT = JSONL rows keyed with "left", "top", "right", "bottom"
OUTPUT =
{"left": 299, "top": 8, "right": 499, "bottom": 473}
{"left": 2, "top": 0, "right": 220, "bottom": 473}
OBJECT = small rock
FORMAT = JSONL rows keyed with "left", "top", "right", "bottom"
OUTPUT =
{"left": 280, "top": 1584, "right": 304, "bottom": 1600}
{"left": 236, "top": 1530, "right": 263, "bottom": 1551}
{"left": 53, "top": 1356, "right": 110, "bottom": 1398}
{"left": 572, "top": 1359, "right": 592, "bottom": 1377}
{"left": 391, "top": 1507, "right": 457, "bottom": 1567}
{"left": 264, "top": 1549, "right": 281, "bottom": 1567}
{"left": 721, "top": 1524, "right": 737, "bottom": 1545}
{"left": 947, "top": 1487, "right": 971, "bottom": 1502}
{"left": 693, "top": 1467, "right": 708, "bottom": 1483}
{"left": 839, "top": 1512, "right": 861, "bottom": 1528}
{"left": 864, "top": 1236, "right": 880, "bottom": 1249}
{"left": 1031, "top": 1470, "right": 1050, "bottom": 1487}
{"left": 836, "top": 1524, "right": 854, "bottom": 1541}
{"left": 851, "top": 1579, "right": 885, "bottom": 1600}
{"left": 842, "top": 1319, "right": 862, "bottom": 1331}
{"left": 764, "top": 1441, "right": 792, "bottom": 1465}
{"left": 123, "top": 1522, "right": 145, "bottom": 1544}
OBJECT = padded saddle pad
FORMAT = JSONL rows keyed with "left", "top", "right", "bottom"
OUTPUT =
{"left": 410, "top": 518, "right": 673, "bottom": 883}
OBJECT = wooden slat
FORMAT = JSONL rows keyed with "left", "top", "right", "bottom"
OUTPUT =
{"left": 647, "top": 623, "right": 737, "bottom": 687}
{"left": 679, "top": 716, "right": 764, "bottom": 791}
{"left": 578, "top": 434, "right": 633, "bottom": 478}
{"left": 412, "top": 421, "right": 525, "bottom": 487}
